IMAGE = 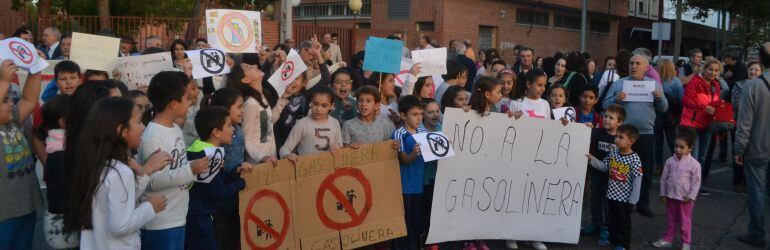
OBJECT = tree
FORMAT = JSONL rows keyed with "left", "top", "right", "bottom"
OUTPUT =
{"left": 97, "top": 0, "right": 110, "bottom": 30}
{"left": 185, "top": 0, "right": 210, "bottom": 44}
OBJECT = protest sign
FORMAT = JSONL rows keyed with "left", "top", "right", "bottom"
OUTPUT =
{"left": 268, "top": 50, "right": 308, "bottom": 97}
{"left": 116, "top": 53, "right": 175, "bottom": 89}
{"left": 552, "top": 107, "right": 577, "bottom": 122}
{"left": 426, "top": 108, "right": 591, "bottom": 244}
{"left": 195, "top": 147, "right": 225, "bottom": 183}
{"left": 622, "top": 80, "right": 656, "bottom": 102}
{"left": 206, "top": 9, "right": 262, "bottom": 53}
{"left": 411, "top": 48, "right": 447, "bottom": 77}
{"left": 186, "top": 49, "right": 231, "bottom": 79}
{"left": 239, "top": 142, "right": 406, "bottom": 250}
{"left": 413, "top": 132, "right": 455, "bottom": 162}
{"left": 394, "top": 57, "right": 413, "bottom": 87}
{"left": 0, "top": 37, "right": 49, "bottom": 74}
{"left": 362, "top": 37, "right": 403, "bottom": 74}
{"left": 70, "top": 32, "right": 120, "bottom": 71}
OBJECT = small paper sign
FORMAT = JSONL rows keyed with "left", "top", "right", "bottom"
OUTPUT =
{"left": 552, "top": 107, "right": 577, "bottom": 122}
{"left": 411, "top": 48, "right": 447, "bottom": 77}
{"left": 186, "top": 49, "right": 231, "bottom": 79}
{"left": 267, "top": 49, "right": 307, "bottom": 97}
{"left": 413, "top": 132, "right": 455, "bottom": 162}
{"left": 0, "top": 38, "right": 49, "bottom": 74}
{"left": 195, "top": 147, "right": 226, "bottom": 183}
{"left": 622, "top": 80, "right": 656, "bottom": 102}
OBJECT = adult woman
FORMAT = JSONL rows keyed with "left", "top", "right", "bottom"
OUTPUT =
{"left": 555, "top": 52, "right": 588, "bottom": 106}
{"left": 415, "top": 34, "right": 434, "bottom": 50}
{"left": 412, "top": 76, "right": 435, "bottom": 100}
{"left": 169, "top": 39, "right": 188, "bottom": 68}
{"left": 476, "top": 50, "right": 486, "bottom": 70}
{"left": 654, "top": 59, "right": 684, "bottom": 170}
{"left": 729, "top": 61, "right": 762, "bottom": 192}
{"left": 586, "top": 58, "right": 597, "bottom": 84}
{"left": 535, "top": 57, "right": 544, "bottom": 70}
{"left": 681, "top": 57, "right": 723, "bottom": 185}
{"left": 548, "top": 58, "right": 567, "bottom": 89}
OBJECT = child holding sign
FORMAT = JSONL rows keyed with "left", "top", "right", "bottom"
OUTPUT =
{"left": 510, "top": 69, "right": 551, "bottom": 120}
{"left": 419, "top": 98, "right": 442, "bottom": 250}
{"left": 280, "top": 86, "right": 343, "bottom": 160}
{"left": 342, "top": 85, "right": 397, "bottom": 147}
{"left": 185, "top": 107, "right": 251, "bottom": 250}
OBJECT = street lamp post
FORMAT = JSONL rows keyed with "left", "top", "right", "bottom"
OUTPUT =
{"left": 349, "top": 0, "right": 362, "bottom": 29}
{"left": 281, "top": 0, "right": 302, "bottom": 43}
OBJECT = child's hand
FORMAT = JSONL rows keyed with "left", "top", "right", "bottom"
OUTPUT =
{"left": 682, "top": 197, "right": 693, "bottom": 203}
{"left": 143, "top": 149, "right": 172, "bottom": 174}
{"left": 329, "top": 145, "right": 341, "bottom": 157}
{"left": 112, "top": 68, "right": 122, "bottom": 79}
{"left": 237, "top": 162, "right": 255, "bottom": 174}
{"left": 585, "top": 154, "right": 597, "bottom": 161}
{"left": 660, "top": 196, "right": 667, "bottom": 204}
{"left": 410, "top": 63, "right": 422, "bottom": 76}
{"left": 147, "top": 195, "right": 167, "bottom": 213}
{"left": 286, "top": 154, "right": 299, "bottom": 164}
{"left": 190, "top": 157, "right": 210, "bottom": 175}
{"left": 225, "top": 56, "right": 235, "bottom": 68}
{"left": 0, "top": 60, "right": 18, "bottom": 83}
{"left": 506, "top": 110, "right": 515, "bottom": 118}
{"left": 390, "top": 140, "right": 400, "bottom": 151}
{"left": 348, "top": 143, "right": 361, "bottom": 149}
{"left": 462, "top": 106, "right": 471, "bottom": 113}
{"left": 584, "top": 122, "right": 594, "bottom": 128}
{"left": 259, "top": 156, "right": 278, "bottom": 166}
{"left": 560, "top": 117, "right": 569, "bottom": 126}
{"left": 413, "top": 143, "right": 422, "bottom": 156}
{"left": 387, "top": 109, "right": 401, "bottom": 124}
{"left": 127, "top": 158, "right": 145, "bottom": 176}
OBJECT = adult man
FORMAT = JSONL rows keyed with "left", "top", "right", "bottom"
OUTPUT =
{"left": 723, "top": 50, "right": 748, "bottom": 91}
{"left": 119, "top": 35, "right": 139, "bottom": 57}
{"left": 463, "top": 39, "right": 476, "bottom": 61}
{"left": 602, "top": 55, "right": 668, "bottom": 218}
{"left": 60, "top": 34, "right": 72, "bottom": 59}
{"left": 331, "top": 33, "right": 339, "bottom": 45}
{"left": 513, "top": 47, "right": 535, "bottom": 75}
{"left": 679, "top": 48, "right": 703, "bottom": 84}
{"left": 143, "top": 36, "right": 162, "bottom": 52}
{"left": 735, "top": 42, "right": 770, "bottom": 248}
{"left": 284, "top": 38, "right": 296, "bottom": 50}
{"left": 322, "top": 33, "right": 343, "bottom": 63}
{"left": 298, "top": 40, "right": 330, "bottom": 90}
{"left": 40, "top": 27, "right": 63, "bottom": 60}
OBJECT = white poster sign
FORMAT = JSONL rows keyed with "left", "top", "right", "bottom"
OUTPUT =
{"left": 552, "top": 107, "right": 577, "bottom": 122}
{"left": 394, "top": 57, "right": 413, "bottom": 87}
{"left": 186, "top": 49, "right": 231, "bottom": 79}
{"left": 116, "top": 53, "right": 175, "bottom": 89}
{"left": 413, "top": 132, "right": 455, "bottom": 162}
{"left": 206, "top": 9, "right": 262, "bottom": 53}
{"left": 426, "top": 108, "right": 591, "bottom": 244}
{"left": 411, "top": 48, "right": 447, "bottom": 77}
{"left": 0, "top": 38, "right": 49, "bottom": 74}
{"left": 622, "top": 80, "right": 656, "bottom": 102}
{"left": 195, "top": 147, "right": 225, "bottom": 183}
{"left": 268, "top": 49, "right": 308, "bottom": 97}
{"left": 70, "top": 32, "right": 120, "bottom": 71}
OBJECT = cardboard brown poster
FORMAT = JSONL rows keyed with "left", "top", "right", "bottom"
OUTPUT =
{"left": 240, "top": 160, "right": 300, "bottom": 250}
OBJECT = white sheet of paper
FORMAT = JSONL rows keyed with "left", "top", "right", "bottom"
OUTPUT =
{"left": 0, "top": 38, "right": 49, "bottom": 74}
{"left": 394, "top": 57, "right": 414, "bottom": 87}
{"left": 411, "top": 48, "right": 447, "bottom": 77}
{"left": 622, "top": 80, "right": 656, "bottom": 102}
{"left": 267, "top": 49, "right": 308, "bottom": 97}
{"left": 70, "top": 32, "right": 120, "bottom": 71}
{"left": 195, "top": 147, "right": 226, "bottom": 183}
{"left": 116, "top": 53, "right": 175, "bottom": 89}
{"left": 552, "top": 107, "right": 577, "bottom": 122}
{"left": 206, "top": 9, "right": 262, "bottom": 53}
{"left": 186, "top": 49, "right": 231, "bottom": 79}
{"left": 413, "top": 132, "right": 455, "bottom": 162}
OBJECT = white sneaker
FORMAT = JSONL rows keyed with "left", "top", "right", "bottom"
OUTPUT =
{"left": 652, "top": 239, "right": 673, "bottom": 248}
{"left": 681, "top": 243, "right": 690, "bottom": 250}
{"left": 530, "top": 241, "right": 547, "bottom": 250}
{"left": 505, "top": 240, "right": 519, "bottom": 249}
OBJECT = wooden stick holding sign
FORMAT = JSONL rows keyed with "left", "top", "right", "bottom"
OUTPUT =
{"left": 413, "top": 132, "right": 455, "bottom": 162}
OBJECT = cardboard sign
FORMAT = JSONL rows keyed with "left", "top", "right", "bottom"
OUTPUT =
{"left": 239, "top": 142, "right": 406, "bottom": 250}
{"left": 362, "top": 37, "right": 403, "bottom": 74}
{"left": 206, "top": 9, "right": 262, "bottom": 53}
{"left": 411, "top": 48, "right": 447, "bottom": 77}
{"left": 622, "top": 80, "right": 656, "bottom": 102}
{"left": 195, "top": 147, "right": 225, "bottom": 183}
{"left": 268, "top": 50, "right": 308, "bottom": 97}
{"left": 426, "top": 108, "right": 591, "bottom": 244}
{"left": 70, "top": 32, "right": 121, "bottom": 71}
{"left": 413, "top": 132, "right": 455, "bottom": 162}
{"left": 552, "top": 107, "right": 577, "bottom": 122}
{"left": 186, "top": 49, "right": 231, "bottom": 79}
{"left": 116, "top": 53, "right": 175, "bottom": 89}
{"left": 0, "top": 38, "right": 49, "bottom": 74}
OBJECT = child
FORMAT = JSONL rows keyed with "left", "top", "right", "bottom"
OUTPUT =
{"left": 439, "top": 85, "right": 470, "bottom": 113}
{"left": 40, "top": 60, "right": 82, "bottom": 102}
{"left": 280, "top": 86, "right": 343, "bottom": 160}
{"left": 330, "top": 69, "right": 357, "bottom": 124}
{"left": 83, "top": 69, "right": 110, "bottom": 81}
{"left": 497, "top": 69, "right": 516, "bottom": 113}
{"left": 139, "top": 71, "right": 209, "bottom": 250}
{"left": 581, "top": 104, "right": 626, "bottom": 246}
{"left": 576, "top": 85, "right": 603, "bottom": 128}
{"left": 275, "top": 72, "right": 309, "bottom": 150}
{"left": 652, "top": 130, "right": 700, "bottom": 250}
{"left": 65, "top": 97, "right": 169, "bottom": 249}
{"left": 0, "top": 60, "right": 43, "bottom": 250}
{"left": 419, "top": 98, "right": 442, "bottom": 250}
{"left": 469, "top": 76, "right": 503, "bottom": 115}
{"left": 434, "top": 59, "right": 468, "bottom": 105}
{"left": 587, "top": 124, "right": 643, "bottom": 250}
{"left": 510, "top": 69, "right": 551, "bottom": 120}
{"left": 548, "top": 84, "right": 568, "bottom": 109}
{"left": 185, "top": 107, "right": 251, "bottom": 250}
{"left": 391, "top": 95, "right": 427, "bottom": 250}
{"left": 342, "top": 85, "right": 397, "bottom": 147}
{"left": 370, "top": 72, "right": 400, "bottom": 123}
{"left": 130, "top": 89, "right": 150, "bottom": 114}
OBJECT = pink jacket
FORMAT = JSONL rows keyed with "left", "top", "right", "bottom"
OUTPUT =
{"left": 660, "top": 153, "right": 702, "bottom": 201}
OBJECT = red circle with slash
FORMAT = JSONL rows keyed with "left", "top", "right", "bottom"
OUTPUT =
{"left": 315, "top": 168, "right": 373, "bottom": 230}
{"left": 216, "top": 11, "right": 255, "bottom": 52}
{"left": 9, "top": 41, "right": 33, "bottom": 64}
{"left": 243, "top": 189, "right": 290, "bottom": 250}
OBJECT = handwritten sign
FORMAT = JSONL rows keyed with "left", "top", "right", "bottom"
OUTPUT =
{"left": 186, "top": 49, "right": 231, "bottom": 79}
{"left": 394, "top": 57, "right": 413, "bottom": 87}
{"left": 413, "top": 132, "right": 455, "bottom": 162}
{"left": 362, "top": 37, "right": 403, "bottom": 74}
{"left": 411, "top": 48, "right": 447, "bottom": 77}
{"left": 268, "top": 49, "right": 308, "bottom": 97}
{"left": 70, "top": 32, "right": 120, "bottom": 71}
{"left": 622, "top": 80, "right": 656, "bottom": 102}
{"left": 426, "top": 108, "right": 591, "bottom": 244}
{"left": 552, "top": 107, "right": 577, "bottom": 122}
{"left": 195, "top": 147, "right": 225, "bottom": 183}
{"left": 206, "top": 9, "right": 262, "bottom": 53}
{"left": 0, "top": 38, "right": 49, "bottom": 74}
{"left": 116, "top": 53, "right": 175, "bottom": 89}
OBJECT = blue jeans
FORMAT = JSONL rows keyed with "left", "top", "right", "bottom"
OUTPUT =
{"left": 745, "top": 158, "right": 770, "bottom": 241}
{"left": 0, "top": 211, "right": 36, "bottom": 250}
{"left": 694, "top": 128, "right": 713, "bottom": 181}
{"left": 141, "top": 226, "right": 186, "bottom": 250}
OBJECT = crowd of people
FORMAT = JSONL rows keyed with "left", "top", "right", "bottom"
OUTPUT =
{"left": 1, "top": 23, "right": 770, "bottom": 250}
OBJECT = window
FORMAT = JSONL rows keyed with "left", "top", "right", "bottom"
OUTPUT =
{"left": 639, "top": 0, "right": 647, "bottom": 14}
{"left": 388, "top": 0, "right": 410, "bottom": 19}
{"left": 516, "top": 9, "right": 549, "bottom": 26}
{"left": 554, "top": 14, "right": 581, "bottom": 30}
{"left": 295, "top": 0, "right": 371, "bottom": 19}
{"left": 590, "top": 19, "right": 611, "bottom": 33}
{"left": 417, "top": 22, "right": 435, "bottom": 32}
{"left": 479, "top": 26, "right": 496, "bottom": 50}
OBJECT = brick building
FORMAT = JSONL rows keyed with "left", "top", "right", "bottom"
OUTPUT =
{"left": 289, "top": 0, "right": 627, "bottom": 66}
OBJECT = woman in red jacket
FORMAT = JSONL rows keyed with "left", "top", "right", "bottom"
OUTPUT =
{"left": 680, "top": 57, "right": 722, "bottom": 182}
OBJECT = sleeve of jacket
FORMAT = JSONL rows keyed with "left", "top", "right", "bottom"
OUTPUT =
{"left": 687, "top": 160, "right": 702, "bottom": 200}
{"left": 734, "top": 82, "right": 756, "bottom": 156}
{"left": 682, "top": 78, "right": 708, "bottom": 111}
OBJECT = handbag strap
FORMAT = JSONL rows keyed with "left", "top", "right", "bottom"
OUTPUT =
{"left": 761, "top": 75, "right": 770, "bottom": 93}
{"left": 598, "top": 70, "right": 615, "bottom": 103}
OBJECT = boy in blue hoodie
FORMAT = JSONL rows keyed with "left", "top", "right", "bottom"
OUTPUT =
{"left": 185, "top": 107, "right": 251, "bottom": 250}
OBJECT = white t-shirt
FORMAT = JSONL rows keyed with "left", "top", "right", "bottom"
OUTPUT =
{"left": 138, "top": 122, "right": 194, "bottom": 230}
{"left": 509, "top": 97, "right": 552, "bottom": 119}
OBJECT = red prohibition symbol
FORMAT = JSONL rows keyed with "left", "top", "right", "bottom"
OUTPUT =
{"left": 315, "top": 167, "right": 373, "bottom": 230}
{"left": 243, "top": 189, "right": 291, "bottom": 250}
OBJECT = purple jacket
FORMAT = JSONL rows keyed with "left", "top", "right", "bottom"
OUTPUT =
{"left": 660, "top": 154, "right": 701, "bottom": 201}
{"left": 646, "top": 65, "right": 662, "bottom": 84}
